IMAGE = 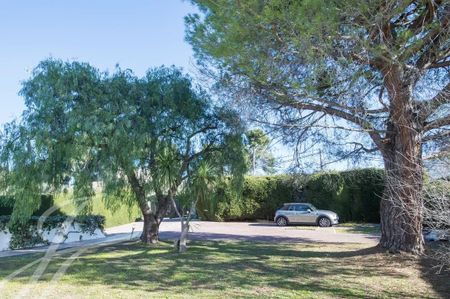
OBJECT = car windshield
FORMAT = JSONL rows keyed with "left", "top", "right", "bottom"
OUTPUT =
{"left": 308, "top": 204, "right": 317, "bottom": 211}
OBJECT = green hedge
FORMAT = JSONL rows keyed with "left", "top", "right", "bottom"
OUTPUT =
{"left": 302, "top": 169, "right": 384, "bottom": 223}
{"left": 197, "top": 168, "right": 385, "bottom": 223}
{"left": 0, "top": 195, "right": 57, "bottom": 216}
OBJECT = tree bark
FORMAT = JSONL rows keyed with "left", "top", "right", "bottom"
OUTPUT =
{"left": 380, "top": 153, "right": 425, "bottom": 254}
{"left": 378, "top": 64, "right": 425, "bottom": 254}
{"left": 141, "top": 213, "right": 160, "bottom": 244}
{"left": 139, "top": 194, "right": 172, "bottom": 244}
{"left": 379, "top": 77, "right": 424, "bottom": 253}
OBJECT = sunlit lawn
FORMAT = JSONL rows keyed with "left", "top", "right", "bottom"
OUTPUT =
{"left": 0, "top": 241, "right": 448, "bottom": 299}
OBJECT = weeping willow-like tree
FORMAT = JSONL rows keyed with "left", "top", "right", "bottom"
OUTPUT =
{"left": 0, "top": 59, "right": 246, "bottom": 244}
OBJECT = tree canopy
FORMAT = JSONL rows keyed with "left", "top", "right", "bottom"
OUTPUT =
{"left": 0, "top": 59, "right": 247, "bottom": 243}
{"left": 245, "top": 128, "right": 276, "bottom": 174}
{"left": 186, "top": 0, "right": 449, "bottom": 158}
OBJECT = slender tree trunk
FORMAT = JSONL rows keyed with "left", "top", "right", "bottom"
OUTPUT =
{"left": 141, "top": 213, "right": 160, "bottom": 244}
{"left": 252, "top": 148, "right": 256, "bottom": 175}
{"left": 179, "top": 217, "right": 189, "bottom": 253}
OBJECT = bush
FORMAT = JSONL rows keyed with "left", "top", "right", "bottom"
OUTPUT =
{"left": 197, "top": 168, "right": 385, "bottom": 223}
{"left": 1, "top": 193, "right": 140, "bottom": 228}
{"left": 0, "top": 214, "right": 105, "bottom": 249}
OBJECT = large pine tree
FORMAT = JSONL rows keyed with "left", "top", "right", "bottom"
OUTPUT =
{"left": 186, "top": 0, "right": 450, "bottom": 253}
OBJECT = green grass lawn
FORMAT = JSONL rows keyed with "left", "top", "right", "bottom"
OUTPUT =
{"left": 0, "top": 241, "right": 448, "bottom": 299}
{"left": 335, "top": 223, "right": 381, "bottom": 235}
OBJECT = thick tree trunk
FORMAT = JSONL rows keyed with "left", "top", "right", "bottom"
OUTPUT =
{"left": 378, "top": 64, "right": 425, "bottom": 254}
{"left": 379, "top": 101, "right": 424, "bottom": 252}
{"left": 141, "top": 213, "right": 160, "bottom": 244}
{"left": 127, "top": 169, "right": 174, "bottom": 245}
{"left": 139, "top": 194, "right": 172, "bottom": 244}
{"left": 380, "top": 153, "right": 425, "bottom": 254}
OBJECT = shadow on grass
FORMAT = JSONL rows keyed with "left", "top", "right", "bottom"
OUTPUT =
{"left": 158, "top": 230, "right": 380, "bottom": 243}
{"left": 0, "top": 240, "right": 430, "bottom": 298}
{"left": 335, "top": 223, "right": 381, "bottom": 235}
{"left": 419, "top": 243, "right": 450, "bottom": 299}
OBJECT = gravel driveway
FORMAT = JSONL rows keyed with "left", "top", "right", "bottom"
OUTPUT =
{"left": 110, "top": 220, "right": 380, "bottom": 245}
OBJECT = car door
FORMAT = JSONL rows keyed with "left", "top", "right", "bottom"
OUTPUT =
{"left": 295, "top": 205, "right": 317, "bottom": 224}
{"left": 285, "top": 205, "right": 299, "bottom": 222}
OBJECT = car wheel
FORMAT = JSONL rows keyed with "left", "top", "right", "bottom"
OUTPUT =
{"left": 318, "top": 217, "right": 331, "bottom": 227}
{"left": 276, "top": 217, "right": 288, "bottom": 226}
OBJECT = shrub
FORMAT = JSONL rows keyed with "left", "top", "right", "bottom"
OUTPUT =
{"left": 0, "top": 214, "right": 105, "bottom": 249}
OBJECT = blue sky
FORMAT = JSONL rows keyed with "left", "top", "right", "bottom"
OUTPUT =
{"left": 0, "top": 0, "right": 197, "bottom": 126}
{"left": 0, "top": 1, "right": 383, "bottom": 172}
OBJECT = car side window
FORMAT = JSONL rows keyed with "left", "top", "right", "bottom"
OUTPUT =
{"left": 295, "top": 205, "right": 309, "bottom": 211}
{"left": 288, "top": 205, "right": 296, "bottom": 211}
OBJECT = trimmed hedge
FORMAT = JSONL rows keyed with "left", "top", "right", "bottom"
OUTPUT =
{"left": 302, "top": 169, "right": 384, "bottom": 223}
{"left": 197, "top": 168, "right": 385, "bottom": 223}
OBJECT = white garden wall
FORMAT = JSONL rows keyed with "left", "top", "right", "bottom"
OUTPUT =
{"left": 0, "top": 229, "right": 11, "bottom": 251}
{"left": 0, "top": 222, "right": 105, "bottom": 251}
{"left": 41, "top": 223, "right": 105, "bottom": 244}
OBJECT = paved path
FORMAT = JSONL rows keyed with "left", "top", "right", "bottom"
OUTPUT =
{"left": 0, "top": 220, "right": 379, "bottom": 258}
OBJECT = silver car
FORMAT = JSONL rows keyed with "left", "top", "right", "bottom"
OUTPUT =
{"left": 274, "top": 203, "right": 339, "bottom": 227}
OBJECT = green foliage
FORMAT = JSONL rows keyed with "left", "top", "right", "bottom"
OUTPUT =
{"left": 245, "top": 129, "right": 276, "bottom": 174}
{"left": 54, "top": 192, "right": 141, "bottom": 228}
{"left": 198, "top": 169, "right": 385, "bottom": 222}
{"left": 184, "top": 162, "right": 218, "bottom": 217}
{"left": 8, "top": 221, "right": 45, "bottom": 249}
{"left": 197, "top": 175, "right": 293, "bottom": 221}
{"left": 246, "top": 129, "right": 269, "bottom": 148}
{"left": 302, "top": 169, "right": 384, "bottom": 223}
{"left": 0, "top": 59, "right": 246, "bottom": 228}
{"left": 186, "top": 0, "right": 449, "bottom": 175}
{"left": 0, "top": 214, "right": 105, "bottom": 249}
{"left": 0, "top": 195, "right": 59, "bottom": 216}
